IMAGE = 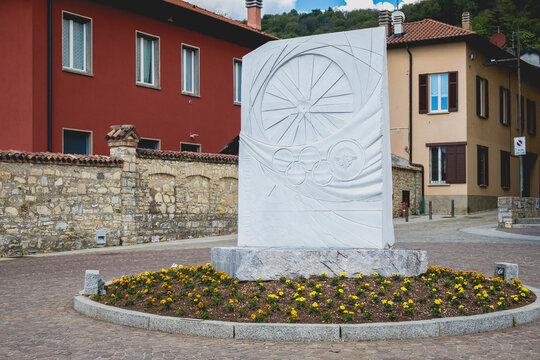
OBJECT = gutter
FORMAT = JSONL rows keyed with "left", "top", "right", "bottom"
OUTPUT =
{"left": 406, "top": 45, "right": 425, "bottom": 214}
{"left": 47, "top": 0, "right": 53, "bottom": 152}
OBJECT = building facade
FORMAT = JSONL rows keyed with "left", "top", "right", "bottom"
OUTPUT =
{"left": 384, "top": 15, "right": 540, "bottom": 213}
{"left": 0, "top": 0, "right": 274, "bottom": 155}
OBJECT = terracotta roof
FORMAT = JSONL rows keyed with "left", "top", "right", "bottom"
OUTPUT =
{"left": 387, "top": 18, "right": 475, "bottom": 46}
{"left": 105, "top": 125, "right": 140, "bottom": 141}
{"left": 0, "top": 150, "right": 123, "bottom": 167}
{"left": 137, "top": 148, "right": 238, "bottom": 164}
{"left": 161, "top": 0, "right": 278, "bottom": 39}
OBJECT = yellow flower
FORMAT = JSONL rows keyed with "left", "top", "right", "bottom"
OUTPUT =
{"left": 400, "top": 287, "right": 407, "bottom": 292}
{"left": 388, "top": 301, "right": 393, "bottom": 305}
{"left": 408, "top": 299, "right": 413, "bottom": 304}
{"left": 251, "top": 314, "right": 256, "bottom": 319}
{"left": 312, "top": 302, "right": 318, "bottom": 308}
{"left": 340, "top": 305, "right": 345, "bottom": 310}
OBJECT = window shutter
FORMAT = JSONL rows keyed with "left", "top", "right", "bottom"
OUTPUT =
{"left": 476, "top": 76, "right": 481, "bottom": 117}
{"left": 456, "top": 145, "right": 466, "bottom": 183}
{"left": 484, "top": 79, "right": 489, "bottom": 118}
{"left": 485, "top": 148, "right": 489, "bottom": 185}
{"left": 446, "top": 146, "right": 457, "bottom": 183}
{"left": 448, "top": 71, "right": 458, "bottom": 112}
{"left": 499, "top": 87, "right": 504, "bottom": 124}
{"left": 507, "top": 89, "right": 511, "bottom": 126}
{"left": 477, "top": 146, "right": 482, "bottom": 186}
{"left": 419, "top": 74, "right": 428, "bottom": 114}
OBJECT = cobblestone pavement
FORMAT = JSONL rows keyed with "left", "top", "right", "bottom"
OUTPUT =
{"left": 1, "top": 213, "right": 539, "bottom": 359}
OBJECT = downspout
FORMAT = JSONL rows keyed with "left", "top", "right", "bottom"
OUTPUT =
{"left": 406, "top": 45, "right": 425, "bottom": 214}
{"left": 47, "top": 0, "right": 53, "bottom": 152}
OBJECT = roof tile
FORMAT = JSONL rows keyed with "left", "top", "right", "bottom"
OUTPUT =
{"left": 387, "top": 18, "right": 475, "bottom": 45}
{"left": 136, "top": 148, "right": 238, "bottom": 164}
{"left": 0, "top": 150, "right": 123, "bottom": 167}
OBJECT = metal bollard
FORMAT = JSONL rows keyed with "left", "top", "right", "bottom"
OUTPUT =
{"left": 429, "top": 201, "right": 432, "bottom": 220}
{"left": 451, "top": 200, "right": 455, "bottom": 217}
{"left": 405, "top": 206, "right": 409, "bottom": 222}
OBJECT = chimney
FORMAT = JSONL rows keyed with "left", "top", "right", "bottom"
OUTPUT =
{"left": 391, "top": 11, "right": 405, "bottom": 35}
{"left": 462, "top": 12, "right": 472, "bottom": 30}
{"left": 379, "top": 10, "right": 391, "bottom": 36}
{"left": 246, "top": 0, "right": 263, "bottom": 30}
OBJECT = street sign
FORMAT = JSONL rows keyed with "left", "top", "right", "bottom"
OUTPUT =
{"left": 514, "top": 137, "right": 526, "bottom": 155}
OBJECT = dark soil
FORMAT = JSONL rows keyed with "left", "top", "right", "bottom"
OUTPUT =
{"left": 93, "top": 265, "right": 536, "bottom": 324}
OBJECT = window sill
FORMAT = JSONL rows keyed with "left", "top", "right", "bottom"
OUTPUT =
{"left": 501, "top": 186, "right": 510, "bottom": 191}
{"left": 427, "top": 111, "right": 449, "bottom": 115}
{"left": 428, "top": 183, "right": 450, "bottom": 186}
{"left": 136, "top": 82, "right": 161, "bottom": 90}
{"left": 62, "top": 67, "right": 93, "bottom": 77}
{"left": 478, "top": 184, "right": 488, "bottom": 188}
{"left": 182, "top": 91, "right": 200, "bottom": 98}
{"left": 233, "top": 101, "right": 241, "bottom": 106}
{"left": 478, "top": 115, "right": 488, "bottom": 120}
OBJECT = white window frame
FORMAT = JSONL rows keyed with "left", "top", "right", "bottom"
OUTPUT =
{"left": 138, "top": 137, "right": 161, "bottom": 150}
{"left": 430, "top": 146, "right": 447, "bottom": 184}
{"left": 136, "top": 31, "right": 160, "bottom": 88}
{"left": 181, "top": 44, "right": 200, "bottom": 96}
{"left": 478, "top": 77, "right": 488, "bottom": 118}
{"left": 180, "top": 142, "right": 201, "bottom": 153}
{"left": 429, "top": 73, "right": 449, "bottom": 113}
{"left": 62, "top": 11, "right": 92, "bottom": 75}
{"left": 62, "top": 128, "right": 93, "bottom": 155}
{"left": 233, "top": 58, "right": 242, "bottom": 105}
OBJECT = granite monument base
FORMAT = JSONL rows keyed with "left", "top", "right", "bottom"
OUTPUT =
{"left": 211, "top": 247, "right": 428, "bottom": 281}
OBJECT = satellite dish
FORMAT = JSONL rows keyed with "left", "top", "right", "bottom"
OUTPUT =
{"left": 490, "top": 32, "right": 506, "bottom": 48}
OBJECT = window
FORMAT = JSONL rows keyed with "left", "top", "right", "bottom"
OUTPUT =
{"left": 136, "top": 32, "right": 159, "bottom": 87}
{"left": 182, "top": 45, "right": 200, "bottom": 95}
{"left": 181, "top": 142, "right": 201, "bottom": 152}
{"left": 430, "top": 147, "right": 446, "bottom": 184}
{"left": 63, "top": 129, "right": 91, "bottom": 155}
{"left": 233, "top": 59, "right": 242, "bottom": 104}
{"left": 499, "top": 87, "right": 511, "bottom": 126}
{"left": 62, "top": 12, "right": 92, "bottom": 74}
{"left": 138, "top": 138, "right": 160, "bottom": 150}
{"left": 500, "top": 150, "right": 510, "bottom": 190}
{"left": 419, "top": 72, "right": 457, "bottom": 114}
{"left": 527, "top": 99, "right": 536, "bottom": 136}
{"left": 476, "top": 76, "right": 489, "bottom": 118}
{"left": 477, "top": 145, "right": 489, "bottom": 187}
{"left": 428, "top": 143, "right": 466, "bottom": 184}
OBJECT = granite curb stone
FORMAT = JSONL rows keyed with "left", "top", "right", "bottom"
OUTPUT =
{"left": 73, "top": 286, "right": 540, "bottom": 341}
{"left": 234, "top": 323, "right": 340, "bottom": 341}
{"left": 148, "top": 315, "right": 234, "bottom": 338}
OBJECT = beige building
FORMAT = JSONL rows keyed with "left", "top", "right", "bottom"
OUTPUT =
{"left": 382, "top": 14, "right": 540, "bottom": 214}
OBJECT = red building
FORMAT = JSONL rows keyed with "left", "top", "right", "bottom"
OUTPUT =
{"left": 0, "top": 0, "right": 274, "bottom": 155}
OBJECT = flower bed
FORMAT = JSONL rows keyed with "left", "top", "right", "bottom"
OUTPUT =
{"left": 93, "top": 265, "right": 535, "bottom": 324}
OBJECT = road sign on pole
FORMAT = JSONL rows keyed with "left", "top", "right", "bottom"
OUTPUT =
{"left": 514, "top": 137, "right": 526, "bottom": 156}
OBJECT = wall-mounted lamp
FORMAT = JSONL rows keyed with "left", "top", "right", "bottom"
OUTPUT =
{"left": 469, "top": 53, "right": 474, "bottom": 60}
{"left": 190, "top": 134, "right": 199, "bottom": 139}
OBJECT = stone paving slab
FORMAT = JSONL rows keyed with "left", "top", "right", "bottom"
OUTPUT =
{"left": 1, "top": 214, "right": 540, "bottom": 359}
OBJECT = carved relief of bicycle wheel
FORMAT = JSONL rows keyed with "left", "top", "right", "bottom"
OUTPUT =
{"left": 261, "top": 54, "right": 354, "bottom": 146}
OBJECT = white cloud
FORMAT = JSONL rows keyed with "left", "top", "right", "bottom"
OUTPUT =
{"left": 184, "top": 0, "right": 296, "bottom": 20}
{"left": 337, "top": 0, "right": 421, "bottom": 12}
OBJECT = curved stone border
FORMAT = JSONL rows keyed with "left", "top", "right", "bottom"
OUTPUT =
{"left": 74, "top": 286, "right": 540, "bottom": 341}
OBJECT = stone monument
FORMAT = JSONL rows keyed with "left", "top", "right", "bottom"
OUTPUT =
{"left": 212, "top": 27, "right": 427, "bottom": 280}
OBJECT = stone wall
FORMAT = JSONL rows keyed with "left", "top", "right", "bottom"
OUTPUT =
{"left": 0, "top": 145, "right": 238, "bottom": 257}
{"left": 0, "top": 154, "right": 123, "bottom": 256}
{"left": 392, "top": 164, "right": 421, "bottom": 217}
{"left": 498, "top": 196, "right": 540, "bottom": 228}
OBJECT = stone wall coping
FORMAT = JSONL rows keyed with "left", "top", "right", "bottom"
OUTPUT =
{"left": 0, "top": 150, "right": 123, "bottom": 168}
{"left": 136, "top": 148, "right": 238, "bottom": 164}
{"left": 392, "top": 163, "right": 421, "bottom": 172}
{"left": 74, "top": 285, "right": 540, "bottom": 342}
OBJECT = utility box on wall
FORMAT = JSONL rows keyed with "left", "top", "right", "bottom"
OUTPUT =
{"left": 96, "top": 230, "right": 107, "bottom": 245}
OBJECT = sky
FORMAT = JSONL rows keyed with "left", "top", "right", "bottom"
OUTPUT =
{"left": 185, "top": 0, "right": 420, "bottom": 21}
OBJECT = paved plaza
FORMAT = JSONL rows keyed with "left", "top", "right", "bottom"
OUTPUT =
{"left": 1, "top": 212, "right": 539, "bottom": 359}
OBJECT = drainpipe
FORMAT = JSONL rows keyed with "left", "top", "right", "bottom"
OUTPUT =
{"left": 406, "top": 44, "right": 425, "bottom": 214}
{"left": 47, "top": 0, "right": 53, "bottom": 152}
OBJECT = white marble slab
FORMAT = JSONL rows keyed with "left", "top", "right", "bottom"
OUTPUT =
{"left": 238, "top": 27, "right": 394, "bottom": 249}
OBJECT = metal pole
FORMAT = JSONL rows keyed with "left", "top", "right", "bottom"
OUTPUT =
{"left": 451, "top": 200, "right": 455, "bottom": 217}
{"left": 517, "top": 24, "right": 523, "bottom": 198}
{"left": 429, "top": 201, "right": 432, "bottom": 220}
{"left": 405, "top": 206, "right": 409, "bottom": 222}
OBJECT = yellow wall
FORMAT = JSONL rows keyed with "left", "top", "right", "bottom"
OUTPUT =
{"left": 388, "top": 42, "right": 468, "bottom": 197}
{"left": 387, "top": 40, "right": 540, "bottom": 207}
{"left": 466, "top": 45, "right": 540, "bottom": 198}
